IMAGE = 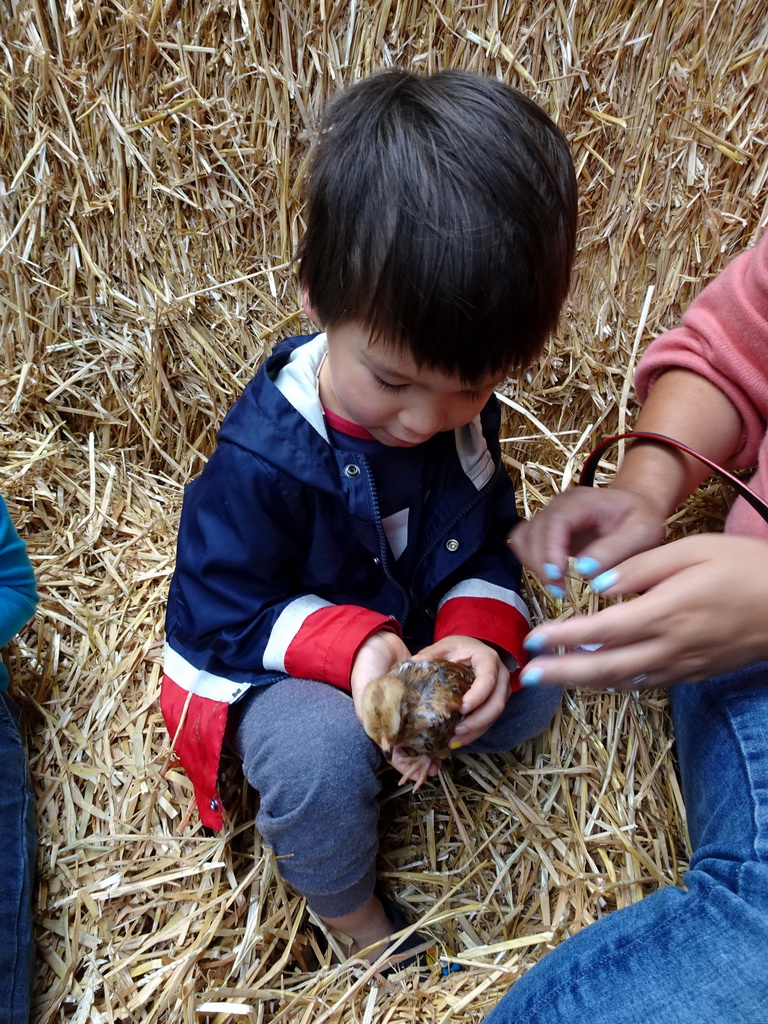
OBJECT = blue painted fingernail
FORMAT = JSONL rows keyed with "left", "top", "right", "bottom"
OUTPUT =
{"left": 524, "top": 633, "right": 548, "bottom": 653}
{"left": 574, "top": 556, "right": 601, "bottom": 577}
{"left": 546, "top": 585, "right": 566, "bottom": 599}
{"left": 590, "top": 569, "right": 619, "bottom": 594}
{"left": 543, "top": 562, "right": 562, "bottom": 581}
{"left": 520, "top": 666, "right": 544, "bottom": 687}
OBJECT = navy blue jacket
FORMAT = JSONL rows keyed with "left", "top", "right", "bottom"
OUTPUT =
{"left": 163, "top": 334, "right": 530, "bottom": 827}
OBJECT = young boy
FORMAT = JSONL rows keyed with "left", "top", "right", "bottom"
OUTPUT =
{"left": 162, "top": 69, "right": 577, "bottom": 963}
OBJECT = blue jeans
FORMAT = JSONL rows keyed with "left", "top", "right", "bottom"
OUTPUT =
{"left": 0, "top": 693, "right": 36, "bottom": 1024}
{"left": 484, "top": 662, "right": 768, "bottom": 1024}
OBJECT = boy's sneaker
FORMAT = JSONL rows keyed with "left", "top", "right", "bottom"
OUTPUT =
{"left": 374, "top": 894, "right": 463, "bottom": 978}
{"left": 374, "top": 893, "right": 436, "bottom": 976}
{"left": 306, "top": 893, "right": 463, "bottom": 978}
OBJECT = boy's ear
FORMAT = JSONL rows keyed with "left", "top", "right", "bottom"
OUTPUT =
{"left": 301, "top": 288, "right": 321, "bottom": 325}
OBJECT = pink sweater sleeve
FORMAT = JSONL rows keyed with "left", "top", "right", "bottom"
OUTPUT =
{"left": 635, "top": 232, "right": 768, "bottom": 470}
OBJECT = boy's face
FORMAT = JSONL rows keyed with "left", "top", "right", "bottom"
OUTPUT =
{"left": 317, "top": 320, "right": 500, "bottom": 447}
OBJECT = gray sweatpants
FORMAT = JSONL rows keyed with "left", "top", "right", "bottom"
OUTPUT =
{"left": 231, "top": 677, "right": 561, "bottom": 918}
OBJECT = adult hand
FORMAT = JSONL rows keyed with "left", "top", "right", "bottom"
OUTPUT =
{"left": 412, "top": 635, "right": 510, "bottom": 747}
{"left": 350, "top": 629, "right": 411, "bottom": 720}
{"left": 508, "top": 485, "right": 666, "bottom": 588}
{"left": 519, "top": 534, "right": 768, "bottom": 690}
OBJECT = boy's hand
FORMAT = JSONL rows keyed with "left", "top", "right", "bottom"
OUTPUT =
{"left": 411, "top": 635, "right": 510, "bottom": 747}
{"left": 350, "top": 629, "right": 411, "bottom": 720}
{"left": 508, "top": 486, "right": 666, "bottom": 587}
{"left": 520, "top": 534, "right": 768, "bottom": 690}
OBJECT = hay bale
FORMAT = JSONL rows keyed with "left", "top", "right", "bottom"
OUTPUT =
{"left": 0, "top": 1, "right": 765, "bottom": 1020}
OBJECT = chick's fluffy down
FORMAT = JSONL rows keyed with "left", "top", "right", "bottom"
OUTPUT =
{"left": 362, "top": 659, "right": 475, "bottom": 761}
{"left": 394, "top": 659, "right": 475, "bottom": 758}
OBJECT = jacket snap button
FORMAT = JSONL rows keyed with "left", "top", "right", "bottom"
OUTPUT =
{"left": 210, "top": 799, "right": 219, "bottom": 811}
{"left": 344, "top": 464, "right": 360, "bottom": 478}
{"left": 373, "top": 557, "right": 381, "bottom": 565}
{"left": 446, "top": 538, "right": 460, "bottom": 552}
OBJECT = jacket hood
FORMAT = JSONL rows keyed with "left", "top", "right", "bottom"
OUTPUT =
{"left": 217, "top": 332, "right": 497, "bottom": 496}
{"left": 216, "top": 334, "right": 343, "bottom": 491}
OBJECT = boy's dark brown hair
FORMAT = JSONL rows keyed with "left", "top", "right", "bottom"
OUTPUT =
{"left": 299, "top": 69, "right": 577, "bottom": 383}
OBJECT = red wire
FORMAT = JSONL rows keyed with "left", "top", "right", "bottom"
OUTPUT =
{"left": 578, "top": 431, "right": 768, "bottom": 525}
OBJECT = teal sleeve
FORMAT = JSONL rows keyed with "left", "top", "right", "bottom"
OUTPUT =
{"left": 0, "top": 495, "right": 38, "bottom": 649}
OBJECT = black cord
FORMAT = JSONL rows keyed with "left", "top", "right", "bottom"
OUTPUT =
{"left": 579, "top": 431, "right": 768, "bottom": 526}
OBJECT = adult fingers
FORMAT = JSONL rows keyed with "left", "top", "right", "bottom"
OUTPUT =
{"left": 509, "top": 489, "right": 664, "bottom": 586}
{"left": 523, "top": 538, "right": 715, "bottom": 655}
{"left": 580, "top": 535, "right": 723, "bottom": 598}
{"left": 524, "top": 595, "right": 662, "bottom": 656}
{"left": 519, "top": 637, "right": 664, "bottom": 691}
{"left": 508, "top": 514, "right": 574, "bottom": 582}
{"left": 566, "top": 514, "right": 665, "bottom": 582}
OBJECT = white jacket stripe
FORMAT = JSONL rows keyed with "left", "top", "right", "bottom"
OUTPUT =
{"left": 163, "top": 644, "right": 250, "bottom": 703}
{"left": 262, "top": 594, "right": 334, "bottom": 671}
{"left": 437, "top": 579, "right": 531, "bottom": 623}
{"left": 455, "top": 417, "right": 495, "bottom": 490}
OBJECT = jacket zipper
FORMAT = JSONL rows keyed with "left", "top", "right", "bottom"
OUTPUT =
{"left": 357, "top": 458, "right": 411, "bottom": 621}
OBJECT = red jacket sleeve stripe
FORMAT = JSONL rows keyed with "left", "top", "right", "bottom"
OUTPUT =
{"left": 435, "top": 586, "right": 530, "bottom": 691}
{"left": 284, "top": 604, "right": 402, "bottom": 690}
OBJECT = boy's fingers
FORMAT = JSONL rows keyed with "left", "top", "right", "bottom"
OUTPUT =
{"left": 460, "top": 662, "right": 509, "bottom": 715}
{"left": 456, "top": 684, "right": 508, "bottom": 736}
{"left": 451, "top": 720, "right": 487, "bottom": 747}
{"left": 460, "top": 671, "right": 493, "bottom": 709}
{"left": 455, "top": 706, "right": 489, "bottom": 736}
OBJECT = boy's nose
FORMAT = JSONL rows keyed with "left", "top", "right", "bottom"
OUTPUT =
{"left": 399, "top": 403, "right": 447, "bottom": 440}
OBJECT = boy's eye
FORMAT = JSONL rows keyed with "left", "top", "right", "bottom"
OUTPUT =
{"left": 373, "top": 376, "right": 406, "bottom": 393}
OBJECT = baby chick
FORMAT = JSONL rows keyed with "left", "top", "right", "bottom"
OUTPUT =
{"left": 360, "top": 659, "right": 475, "bottom": 790}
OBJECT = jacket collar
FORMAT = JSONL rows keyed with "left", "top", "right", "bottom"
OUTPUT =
{"left": 224, "top": 333, "right": 495, "bottom": 492}
{"left": 272, "top": 332, "right": 329, "bottom": 441}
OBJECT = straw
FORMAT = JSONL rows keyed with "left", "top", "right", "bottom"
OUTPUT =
{"left": 1, "top": 1, "right": 765, "bottom": 1020}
